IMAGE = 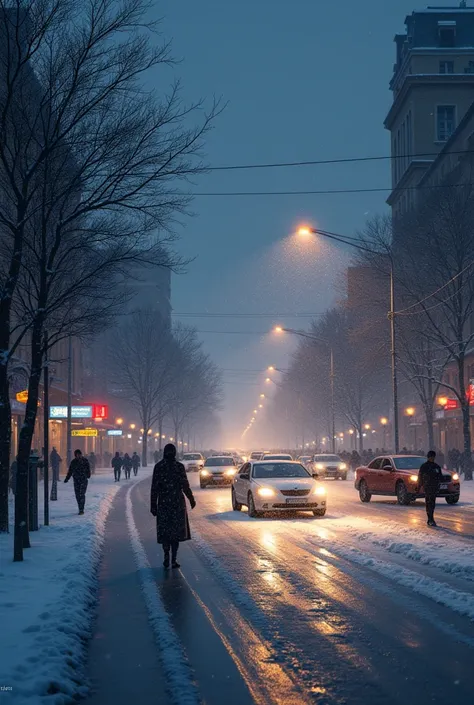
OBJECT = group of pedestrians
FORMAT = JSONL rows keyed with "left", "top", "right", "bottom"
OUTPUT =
{"left": 111, "top": 451, "right": 140, "bottom": 481}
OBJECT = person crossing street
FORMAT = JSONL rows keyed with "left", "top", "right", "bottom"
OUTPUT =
{"left": 64, "top": 449, "right": 91, "bottom": 515}
{"left": 418, "top": 450, "right": 444, "bottom": 527}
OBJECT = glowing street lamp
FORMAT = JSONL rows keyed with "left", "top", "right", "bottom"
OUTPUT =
{"left": 380, "top": 417, "right": 388, "bottom": 449}
{"left": 116, "top": 417, "right": 123, "bottom": 426}
{"left": 438, "top": 396, "right": 448, "bottom": 407}
{"left": 130, "top": 423, "right": 136, "bottom": 430}
{"left": 267, "top": 366, "right": 275, "bottom": 372}
{"left": 260, "top": 394, "right": 265, "bottom": 399}
{"left": 259, "top": 404, "right": 263, "bottom": 408}
{"left": 405, "top": 407, "right": 415, "bottom": 417}
{"left": 364, "top": 424, "right": 371, "bottom": 431}
{"left": 274, "top": 326, "right": 284, "bottom": 334}
{"left": 265, "top": 377, "right": 272, "bottom": 383}
{"left": 297, "top": 226, "right": 313, "bottom": 237}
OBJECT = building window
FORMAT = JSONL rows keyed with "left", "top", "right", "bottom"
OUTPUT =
{"left": 436, "top": 106, "right": 456, "bottom": 142}
{"left": 438, "top": 27, "right": 455, "bottom": 48}
{"left": 439, "top": 61, "right": 454, "bottom": 74}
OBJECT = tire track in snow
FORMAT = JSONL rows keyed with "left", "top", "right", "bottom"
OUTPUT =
{"left": 125, "top": 485, "right": 201, "bottom": 705}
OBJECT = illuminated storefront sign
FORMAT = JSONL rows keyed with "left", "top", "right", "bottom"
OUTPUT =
{"left": 107, "top": 430, "right": 123, "bottom": 436}
{"left": 71, "top": 428, "right": 98, "bottom": 437}
{"left": 50, "top": 406, "right": 93, "bottom": 419}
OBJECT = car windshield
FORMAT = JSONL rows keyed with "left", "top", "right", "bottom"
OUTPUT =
{"left": 264, "top": 455, "right": 292, "bottom": 460}
{"left": 205, "top": 457, "right": 234, "bottom": 467}
{"left": 393, "top": 456, "right": 425, "bottom": 470}
{"left": 253, "top": 463, "right": 310, "bottom": 479}
{"left": 183, "top": 454, "right": 201, "bottom": 460}
{"left": 250, "top": 453, "right": 262, "bottom": 459}
{"left": 314, "top": 455, "right": 341, "bottom": 463}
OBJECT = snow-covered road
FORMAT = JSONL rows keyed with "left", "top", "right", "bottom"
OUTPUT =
{"left": 3, "top": 473, "right": 474, "bottom": 705}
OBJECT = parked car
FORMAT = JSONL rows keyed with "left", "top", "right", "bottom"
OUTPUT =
{"left": 310, "top": 454, "right": 347, "bottom": 480}
{"left": 200, "top": 456, "right": 238, "bottom": 488}
{"left": 181, "top": 453, "right": 204, "bottom": 473}
{"left": 232, "top": 461, "right": 327, "bottom": 517}
{"left": 354, "top": 455, "right": 460, "bottom": 505}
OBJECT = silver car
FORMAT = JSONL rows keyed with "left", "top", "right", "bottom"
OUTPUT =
{"left": 232, "top": 461, "right": 327, "bottom": 517}
{"left": 200, "top": 456, "right": 238, "bottom": 488}
{"left": 311, "top": 454, "right": 348, "bottom": 480}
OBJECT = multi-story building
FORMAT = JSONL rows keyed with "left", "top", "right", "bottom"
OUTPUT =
{"left": 385, "top": 3, "right": 474, "bottom": 220}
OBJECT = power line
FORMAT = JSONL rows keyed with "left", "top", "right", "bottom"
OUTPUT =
{"left": 394, "top": 262, "right": 474, "bottom": 316}
{"left": 192, "top": 182, "right": 474, "bottom": 197}
{"left": 172, "top": 312, "right": 324, "bottom": 318}
{"left": 208, "top": 149, "right": 474, "bottom": 172}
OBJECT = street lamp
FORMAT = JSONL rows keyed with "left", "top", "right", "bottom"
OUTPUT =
{"left": 260, "top": 394, "right": 266, "bottom": 399}
{"left": 405, "top": 407, "right": 415, "bottom": 417}
{"left": 405, "top": 407, "right": 416, "bottom": 449}
{"left": 130, "top": 423, "right": 136, "bottom": 430}
{"left": 364, "top": 423, "right": 371, "bottom": 431}
{"left": 380, "top": 417, "right": 388, "bottom": 449}
{"left": 295, "top": 225, "right": 399, "bottom": 453}
{"left": 116, "top": 418, "right": 123, "bottom": 426}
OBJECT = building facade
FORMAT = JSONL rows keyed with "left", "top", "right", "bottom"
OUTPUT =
{"left": 385, "top": 3, "right": 474, "bottom": 220}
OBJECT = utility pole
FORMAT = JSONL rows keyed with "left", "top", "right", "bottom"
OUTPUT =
{"left": 389, "top": 264, "right": 400, "bottom": 453}
{"left": 330, "top": 349, "right": 336, "bottom": 454}
{"left": 67, "top": 335, "right": 72, "bottom": 466}
{"left": 43, "top": 332, "right": 49, "bottom": 526}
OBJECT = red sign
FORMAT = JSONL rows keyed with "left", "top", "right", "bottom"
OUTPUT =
{"left": 92, "top": 404, "right": 108, "bottom": 419}
{"left": 445, "top": 399, "right": 459, "bottom": 410}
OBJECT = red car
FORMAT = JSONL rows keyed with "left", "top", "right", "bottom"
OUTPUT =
{"left": 354, "top": 455, "right": 460, "bottom": 505}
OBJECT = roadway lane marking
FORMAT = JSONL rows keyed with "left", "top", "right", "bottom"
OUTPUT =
{"left": 125, "top": 484, "right": 201, "bottom": 705}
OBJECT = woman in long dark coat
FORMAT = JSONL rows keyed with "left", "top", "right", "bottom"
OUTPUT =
{"left": 150, "top": 443, "right": 196, "bottom": 568}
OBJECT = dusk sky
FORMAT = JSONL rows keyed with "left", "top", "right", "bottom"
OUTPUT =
{"left": 155, "top": 0, "right": 425, "bottom": 446}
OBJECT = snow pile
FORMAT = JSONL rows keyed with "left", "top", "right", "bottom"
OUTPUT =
{"left": 125, "top": 485, "right": 200, "bottom": 705}
{"left": 0, "top": 476, "right": 119, "bottom": 704}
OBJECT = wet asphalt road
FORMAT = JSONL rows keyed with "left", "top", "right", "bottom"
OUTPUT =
{"left": 86, "top": 473, "right": 474, "bottom": 705}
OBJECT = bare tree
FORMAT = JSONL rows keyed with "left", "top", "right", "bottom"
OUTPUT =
{"left": 0, "top": 0, "right": 219, "bottom": 538}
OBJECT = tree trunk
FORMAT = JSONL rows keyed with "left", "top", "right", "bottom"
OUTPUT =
{"left": 424, "top": 402, "right": 435, "bottom": 453}
{"left": 14, "top": 320, "right": 44, "bottom": 560}
{"left": 142, "top": 429, "right": 148, "bottom": 467}
{"left": 158, "top": 417, "right": 163, "bottom": 452}
{"left": 457, "top": 356, "right": 472, "bottom": 480}
{"left": 0, "top": 364, "right": 11, "bottom": 534}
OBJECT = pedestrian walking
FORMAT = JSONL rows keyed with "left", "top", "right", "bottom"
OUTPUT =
{"left": 153, "top": 449, "right": 160, "bottom": 464}
{"left": 64, "top": 449, "right": 91, "bottom": 515}
{"left": 123, "top": 452, "right": 132, "bottom": 479}
{"left": 150, "top": 443, "right": 196, "bottom": 569}
{"left": 131, "top": 452, "right": 140, "bottom": 476}
{"left": 50, "top": 447, "right": 62, "bottom": 482}
{"left": 88, "top": 451, "right": 97, "bottom": 475}
{"left": 111, "top": 452, "right": 123, "bottom": 481}
{"left": 418, "top": 450, "right": 444, "bottom": 527}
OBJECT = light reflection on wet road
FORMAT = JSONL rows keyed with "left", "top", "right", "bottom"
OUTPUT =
{"left": 134, "top": 474, "right": 474, "bottom": 705}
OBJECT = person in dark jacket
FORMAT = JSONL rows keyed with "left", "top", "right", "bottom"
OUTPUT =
{"left": 131, "top": 452, "right": 140, "bottom": 476}
{"left": 123, "top": 453, "right": 132, "bottom": 479}
{"left": 64, "top": 449, "right": 91, "bottom": 515}
{"left": 150, "top": 443, "right": 196, "bottom": 568}
{"left": 88, "top": 451, "right": 97, "bottom": 475}
{"left": 418, "top": 450, "right": 444, "bottom": 527}
{"left": 111, "top": 452, "right": 123, "bottom": 481}
{"left": 50, "top": 447, "right": 62, "bottom": 481}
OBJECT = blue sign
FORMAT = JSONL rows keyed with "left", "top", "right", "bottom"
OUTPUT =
{"left": 107, "top": 429, "right": 123, "bottom": 436}
{"left": 49, "top": 405, "right": 93, "bottom": 419}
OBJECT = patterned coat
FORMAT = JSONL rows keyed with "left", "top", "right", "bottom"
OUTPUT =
{"left": 150, "top": 459, "right": 195, "bottom": 544}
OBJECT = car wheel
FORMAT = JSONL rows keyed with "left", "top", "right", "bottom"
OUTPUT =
{"left": 232, "top": 488, "right": 242, "bottom": 511}
{"left": 200, "top": 481, "right": 207, "bottom": 489}
{"left": 446, "top": 494, "right": 460, "bottom": 505}
{"left": 396, "top": 481, "right": 410, "bottom": 506}
{"left": 341, "top": 473, "right": 347, "bottom": 481}
{"left": 313, "top": 508, "right": 326, "bottom": 517}
{"left": 248, "top": 492, "right": 260, "bottom": 518}
{"left": 359, "top": 480, "right": 372, "bottom": 503}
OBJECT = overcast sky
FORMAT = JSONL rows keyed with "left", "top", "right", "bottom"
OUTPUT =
{"left": 153, "top": 0, "right": 430, "bottom": 447}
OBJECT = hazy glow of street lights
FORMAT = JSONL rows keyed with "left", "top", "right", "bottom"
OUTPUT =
{"left": 405, "top": 407, "right": 415, "bottom": 417}
{"left": 265, "top": 377, "right": 272, "bottom": 383}
{"left": 297, "top": 225, "right": 313, "bottom": 237}
{"left": 116, "top": 418, "right": 123, "bottom": 425}
{"left": 438, "top": 396, "right": 448, "bottom": 407}
{"left": 130, "top": 423, "right": 136, "bottom": 430}
{"left": 380, "top": 417, "right": 388, "bottom": 426}
{"left": 364, "top": 424, "right": 371, "bottom": 431}
{"left": 267, "top": 365, "right": 275, "bottom": 372}
{"left": 260, "top": 393, "right": 265, "bottom": 398}
{"left": 259, "top": 404, "right": 263, "bottom": 408}
{"left": 274, "top": 326, "right": 284, "bottom": 334}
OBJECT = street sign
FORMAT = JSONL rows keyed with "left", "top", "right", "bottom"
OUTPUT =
{"left": 50, "top": 405, "right": 93, "bottom": 419}
{"left": 71, "top": 428, "right": 98, "bottom": 437}
{"left": 107, "top": 430, "right": 123, "bottom": 436}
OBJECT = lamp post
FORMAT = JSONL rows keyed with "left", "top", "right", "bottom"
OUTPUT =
{"left": 274, "top": 327, "right": 336, "bottom": 453}
{"left": 405, "top": 407, "right": 416, "bottom": 449}
{"left": 297, "top": 226, "right": 399, "bottom": 453}
{"left": 380, "top": 417, "right": 388, "bottom": 450}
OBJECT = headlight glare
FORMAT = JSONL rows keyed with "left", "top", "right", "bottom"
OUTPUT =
{"left": 452, "top": 473, "right": 459, "bottom": 481}
{"left": 316, "top": 463, "right": 324, "bottom": 470}
{"left": 257, "top": 487, "right": 275, "bottom": 498}
{"left": 225, "top": 468, "right": 237, "bottom": 476}
{"left": 314, "top": 486, "right": 326, "bottom": 496}
{"left": 409, "top": 475, "right": 418, "bottom": 482}
{"left": 201, "top": 469, "right": 210, "bottom": 477}
{"left": 340, "top": 463, "right": 347, "bottom": 470}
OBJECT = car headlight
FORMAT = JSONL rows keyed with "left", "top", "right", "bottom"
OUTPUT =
{"left": 316, "top": 463, "right": 324, "bottom": 470}
{"left": 313, "top": 486, "right": 326, "bottom": 496}
{"left": 257, "top": 487, "right": 275, "bottom": 498}
{"left": 452, "top": 473, "right": 459, "bottom": 481}
{"left": 225, "top": 468, "right": 237, "bottom": 477}
{"left": 201, "top": 469, "right": 210, "bottom": 477}
{"left": 339, "top": 463, "right": 347, "bottom": 470}
{"left": 409, "top": 475, "right": 418, "bottom": 482}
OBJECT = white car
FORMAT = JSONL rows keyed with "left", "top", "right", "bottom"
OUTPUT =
{"left": 310, "top": 454, "right": 348, "bottom": 480}
{"left": 200, "top": 456, "right": 238, "bottom": 488}
{"left": 262, "top": 453, "right": 293, "bottom": 461}
{"left": 181, "top": 453, "right": 204, "bottom": 473}
{"left": 232, "top": 460, "right": 327, "bottom": 517}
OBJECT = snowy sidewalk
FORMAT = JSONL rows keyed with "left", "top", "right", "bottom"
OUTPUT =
{"left": 0, "top": 474, "right": 122, "bottom": 704}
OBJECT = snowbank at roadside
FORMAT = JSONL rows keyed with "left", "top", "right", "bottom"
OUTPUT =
{"left": 0, "top": 475, "right": 120, "bottom": 704}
